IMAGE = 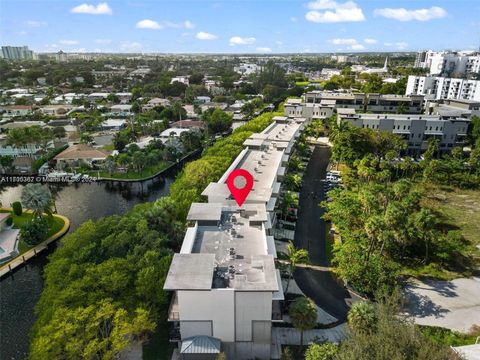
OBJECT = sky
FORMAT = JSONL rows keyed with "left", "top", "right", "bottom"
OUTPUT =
{"left": 0, "top": 0, "right": 479, "bottom": 54}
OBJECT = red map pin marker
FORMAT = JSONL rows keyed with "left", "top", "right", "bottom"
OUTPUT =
{"left": 227, "top": 169, "right": 253, "bottom": 206}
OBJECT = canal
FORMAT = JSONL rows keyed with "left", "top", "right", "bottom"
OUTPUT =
{"left": 0, "top": 168, "right": 181, "bottom": 359}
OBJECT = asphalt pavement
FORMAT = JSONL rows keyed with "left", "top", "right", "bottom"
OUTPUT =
{"left": 293, "top": 145, "right": 352, "bottom": 323}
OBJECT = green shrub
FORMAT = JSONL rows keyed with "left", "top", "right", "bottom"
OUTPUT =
{"left": 305, "top": 343, "right": 338, "bottom": 360}
{"left": 347, "top": 301, "right": 377, "bottom": 333}
{"left": 6, "top": 216, "right": 13, "bottom": 227}
{"left": 20, "top": 217, "right": 48, "bottom": 246}
{"left": 12, "top": 201, "right": 22, "bottom": 216}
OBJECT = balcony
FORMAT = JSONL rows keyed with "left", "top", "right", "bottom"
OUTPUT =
{"left": 169, "top": 327, "right": 181, "bottom": 343}
{"left": 168, "top": 293, "right": 180, "bottom": 321}
{"left": 272, "top": 300, "right": 284, "bottom": 322}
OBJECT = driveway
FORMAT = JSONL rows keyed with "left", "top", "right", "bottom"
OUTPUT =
{"left": 293, "top": 145, "right": 353, "bottom": 323}
{"left": 404, "top": 277, "right": 480, "bottom": 332}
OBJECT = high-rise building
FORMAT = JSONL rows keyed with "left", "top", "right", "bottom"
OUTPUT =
{"left": 1, "top": 46, "right": 35, "bottom": 60}
{"left": 414, "top": 50, "right": 480, "bottom": 77}
{"left": 406, "top": 75, "right": 480, "bottom": 102}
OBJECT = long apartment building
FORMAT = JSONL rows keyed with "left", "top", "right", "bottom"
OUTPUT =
{"left": 164, "top": 116, "right": 307, "bottom": 359}
{"left": 406, "top": 75, "right": 480, "bottom": 101}
{"left": 290, "top": 91, "right": 424, "bottom": 116}
{"left": 337, "top": 110, "right": 469, "bottom": 155}
{"left": 414, "top": 50, "right": 480, "bottom": 76}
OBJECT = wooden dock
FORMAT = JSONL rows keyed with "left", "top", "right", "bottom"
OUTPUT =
{"left": 0, "top": 210, "right": 70, "bottom": 279}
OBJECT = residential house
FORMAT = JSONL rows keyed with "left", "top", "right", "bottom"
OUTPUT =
{"left": 0, "top": 213, "right": 19, "bottom": 264}
{"left": 54, "top": 144, "right": 109, "bottom": 167}
{"left": 101, "top": 119, "right": 126, "bottom": 131}
{"left": 109, "top": 104, "right": 132, "bottom": 116}
{"left": 1, "top": 105, "right": 34, "bottom": 118}
{"left": 142, "top": 98, "right": 170, "bottom": 112}
{"left": 171, "top": 76, "right": 190, "bottom": 85}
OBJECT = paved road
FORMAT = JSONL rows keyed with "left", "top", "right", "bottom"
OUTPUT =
{"left": 293, "top": 145, "right": 352, "bottom": 323}
{"left": 404, "top": 277, "right": 480, "bottom": 333}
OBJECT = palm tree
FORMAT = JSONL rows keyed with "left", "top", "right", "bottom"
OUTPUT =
{"left": 283, "top": 241, "right": 309, "bottom": 296}
{"left": 364, "top": 215, "right": 384, "bottom": 262}
{"left": 280, "top": 191, "right": 299, "bottom": 221}
{"left": 414, "top": 209, "right": 436, "bottom": 264}
{"left": 284, "top": 174, "right": 302, "bottom": 192}
{"left": 21, "top": 184, "right": 53, "bottom": 218}
{"left": 103, "top": 156, "right": 116, "bottom": 175}
{"left": 289, "top": 296, "right": 317, "bottom": 347}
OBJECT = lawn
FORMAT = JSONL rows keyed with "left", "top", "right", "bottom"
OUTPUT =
{"left": 0, "top": 210, "right": 65, "bottom": 257}
{"left": 402, "top": 186, "right": 480, "bottom": 280}
{"left": 87, "top": 160, "right": 173, "bottom": 180}
{"left": 419, "top": 325, "right": 480, "bottom": 347}
{"left": 427, "top": 187, "right": 480, "bottom": 248}
{"left": 102, "top": 143, "right": 115, "bottom": 151}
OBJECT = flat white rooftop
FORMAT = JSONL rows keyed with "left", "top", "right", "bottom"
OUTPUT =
{"left": 165, "top": 204, "right": 278, "bottom": 291}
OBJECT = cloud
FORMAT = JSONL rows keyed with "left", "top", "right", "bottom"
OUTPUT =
{"left": 95, "top": 38, "right": 112, "bottom": 44}
{"left": 330, "top": 38, "right": 357, "bottom": 45}
{"left": 120, "top": 41, "right": 142, "bottom": 51}
{"left": 256, "top": 47, "right": 272, "bottom": 53}
{"left": 374, "top": 6, "right": 447, "bottom": 21}
{"left": 229, "top": 36, "right": 256, "bottom": 46}
{"left": 60, "top": 40, "right": 79, "bottom": 45}
{"left": 305, "top": 0, "right": 365, "bottom": 23}
{"left": 196, "top": 31, "right": 218, "bottom": 40}
{"left": 364, "top": 38, "right": 377, "bottom": 44}
{"left": 350, "top": 44, "right": 365, "bottom": 50}
{"left": 384, "top": 41, "right": 408, "bottom": 50}
{"left": 275, "top": 41, "right": 283, "bottom": 45}
{"left": 290, "top": 16, "right": 298, "bottom": 22}
{"left": 329, "top": 38, "right": 365, "bottom": 50}
{"left": 184, "top": 20, "right": 195, "bottom": 29}
{"left": 71, "top": 48, "right": 87, "bottom": 53}
{"left": 25, "top": 20, "right": 48, "bottom": 27}
{"left": 136, "top": 19, "right": 163, "bottom": 29}
{"left": 136, "top": 19, "right": 194, "bottom": 30}
{"left": 17, "top": 31, "right": 28, "bottom": 36}
{"left": 71, "top": 2, "right": 112, "bottom": 15}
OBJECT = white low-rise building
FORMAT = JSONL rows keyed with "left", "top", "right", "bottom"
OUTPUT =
{"left": 337, "top": 112, "right": 469, "bottom": 155}
{"left": 164, "top": 116, "right": 306, "bottom": 359}
{"left": 171, "top": 76, "right": 189, "bottom": 85}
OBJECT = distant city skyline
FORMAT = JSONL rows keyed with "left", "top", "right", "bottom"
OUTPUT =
{"left": 0, "top": 0, "right": 479, "bottom": 54}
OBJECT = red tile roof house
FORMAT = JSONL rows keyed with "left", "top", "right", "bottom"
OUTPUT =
{"left": 1, "top": 105, "right": 35, "bottom": 118}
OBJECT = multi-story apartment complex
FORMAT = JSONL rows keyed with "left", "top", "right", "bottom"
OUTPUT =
{"left": 336, "top": 112, "right": 469, "bottom": 155}
{"left": 414, "top": 50, "right": 480, "bottom": 76}
{"left": 164, "top": 116, "right": 307, "bottom": 359}
{"left": 1, "top": 46, "right": 35, "bottom": 60}
{"left": 406, "top": 76, "right": 480, "bottom": 101}
{"left": 290, "top": 91, "right": 424, "bottom": 116}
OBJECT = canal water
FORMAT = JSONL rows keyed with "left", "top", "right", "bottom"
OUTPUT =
{"left": 0, "top": 170, "right": 179, "bottom": 359}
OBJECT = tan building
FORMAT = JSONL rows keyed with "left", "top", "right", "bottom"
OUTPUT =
{"left": 54, "top": 144, "right": 109, "bottom": 167}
